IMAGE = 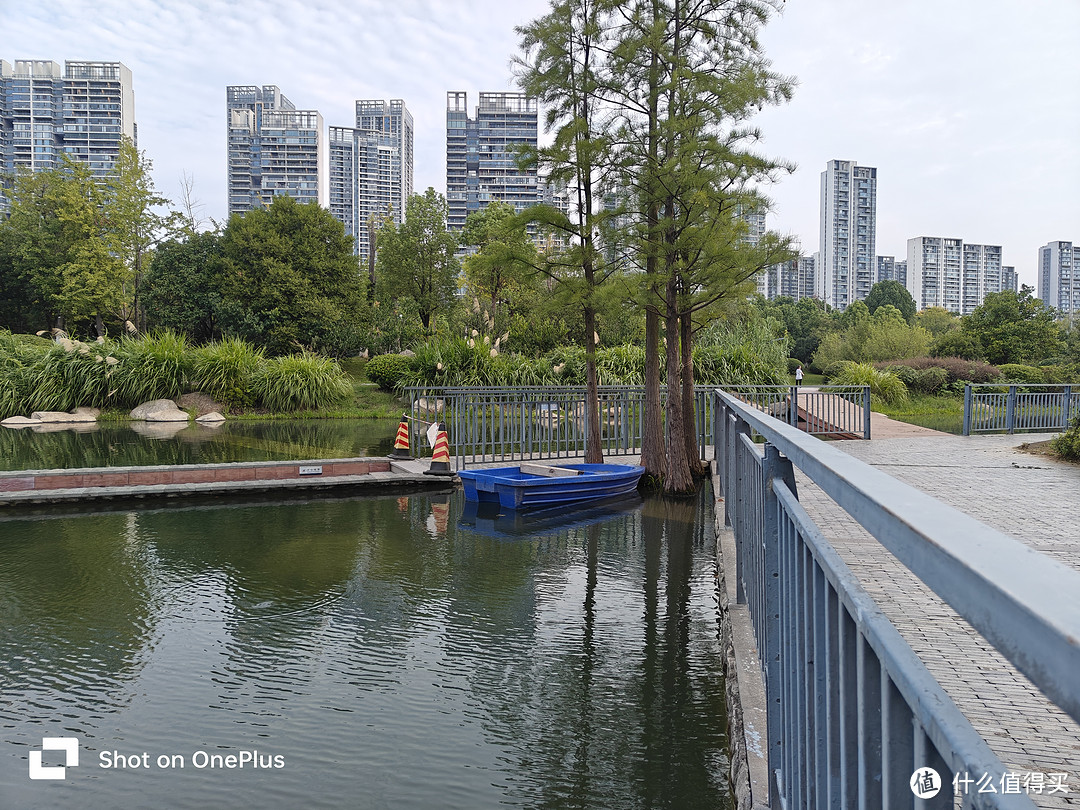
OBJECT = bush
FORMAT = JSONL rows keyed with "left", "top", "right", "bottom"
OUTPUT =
{"left": 874, "top": 357, "right": 1000, "bottom": 385}
{"left": 1051, "top": 416, "right": 1080, "bottom": 462}
{"left": 881, "top": 364, "right": 917, "bottom": 387}
{"left": 112, "top": 331, "right": 190, "bottom": 406}
{"left": 252, "top": 352, "right": 352, "bottom": 412}
{"left": 787, "top": 357, "right": 802, "bottom": 375}
{"left": 364, "top": 353, "right": 416, "bottom": 391}
{"left": 829, "top": 362, "right": 909, "bottom": 404}
{"left": 997, "top": 364, "right": 1045, "bottom": 386}
{"left": 191, "top": 338, "right": 264, "bottom": 407}
{"left": 909, "top": 367, "right": 949, "bottom": 395}
{"left": 822, "top": 361, "right": 849, "bottom": 382}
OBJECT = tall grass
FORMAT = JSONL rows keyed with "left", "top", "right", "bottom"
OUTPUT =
{"left": 191, "top": 338, "right": 264, "bottom": 406}
{"left": 252, "top": 352, "right": 352, "bottom": 412}
{"left": 111, "top": 331, "right": 190, "bottom": 406}
{"left": 829, "top": 362, "right": 909, "bottom": 404}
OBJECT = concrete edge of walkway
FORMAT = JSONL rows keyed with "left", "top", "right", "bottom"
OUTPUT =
{"left": 711, "top": 462, "right": 771, "bottom": 810}
{"left": 0, "top": 470, "right": 458, "bottom": 509}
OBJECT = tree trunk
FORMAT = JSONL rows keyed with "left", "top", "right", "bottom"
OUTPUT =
{"left": 367, "top": 217, "right": 377, "bottom": 303}
{"left": 583, "top": 305, "right": 604, "bottom": 464}
{"left": 94, "top": 314, "right": 106, "bottom": 339}
{"left": 680, "top": 307, "right": 705, "bottom": 477}
{"left": 663, "top": 274, "right": 694, "bottom": 495}
{"left": 640, "top": 302, "right": 667, "bottom": 482}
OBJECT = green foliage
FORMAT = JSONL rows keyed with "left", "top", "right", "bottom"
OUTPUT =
{"left": 376, "top": 188, "right": 460, "bottom": 332}
{"left": 828, "top": 362, "right": 909, "bottom": 405}
{"left": 111, "top": 331, "right": 190, "bottom": 406}
{"left": 1050, "top": 416, "right": 1080, "bottom": 462}
{"left": 822, "top": 361, "right": 849, "bottom": 382}
{"left": 364, "top": 353, "right": 416, "bottom": 391}
{"left": 787, "top": 358, "right": 803, "bottom": 374}
{"left": 142, "top": 231, "right": 223, "bottom": 342}
{"left": 251, "top": 352, "right": 353, "bottom": 412}
{"left": 909, "top": 367, "right": 950, "bottom": 395}
{"left": 962, "top": 289, "right": 1062, "bottom": 365}
{"left": 218, "top": 195, "right": 365, "bottom": 356}
{"left": 875, "top": 356, "right": 1001, "bottom": 385}
{"left": 190, "top": 338, "right": 264, "bottom": 406}
{"left": 997, "top": 364, "right": 1045, "bottom": 386}
{"left": 813, "top": 304, "right": 931, "bottom": 369}
{"left": 931, "top": 329, "right": 982, "bottom": 360}
{"left": 865, "top": 280, "right": 917, "bottom": 323}
{"left": 917, "top": 306, "right": 960, "bottom": 338}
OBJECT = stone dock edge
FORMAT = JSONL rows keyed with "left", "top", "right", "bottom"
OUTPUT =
{"left": 0, "top": 457, "right": 456, "bottom": 509}
{"left": 712, "top": 461, "right": 771, "bottom": 810}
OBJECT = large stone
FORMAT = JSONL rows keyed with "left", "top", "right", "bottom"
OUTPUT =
{"left": 145, "top": 408, "right": 190, "bottom": 423}
{"left": 195, "top": 411, "right": 226, "bottom": 424}
{"left": 179, "top": 392, "right": 225, "bottom": 416}
{"left": 1, "top": 416, "right": 42, "bottom": 428}
{"left": 30, "top": 408, "right": 98, "bottom": 423}
{"left": 130, "top": 399, "right": 184, "bottom": 420}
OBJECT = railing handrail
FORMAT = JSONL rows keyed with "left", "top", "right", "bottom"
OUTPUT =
{"left": 715, "top": 387, "right": 1080, "bottom": 725}
{"left": 965, "top": 382, "right": 1080, "bottom": 389}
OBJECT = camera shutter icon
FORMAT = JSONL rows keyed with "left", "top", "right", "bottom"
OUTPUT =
{"left": 29, "top": 737, "right": 80, "bottom": 780}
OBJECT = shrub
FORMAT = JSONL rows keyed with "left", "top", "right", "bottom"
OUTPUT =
{"left": 822, "top": 361, "right": 850, "bottom": 382}
{"left": 829, "top": 362, "right": 908, "bottom": 404}
{"left": 787, "top": 357, "right": 802, "bottom": 375}
{"left": 694, "top": 344, "right": 787, "bottom": 387}
{"left": 1051, "top": 416, "right": 1080, "bottom": 462}
{"left": 873, "top": 357, "right": 1000, "bottom": 385}
{"left": 909, "top": 367, "right": 949, "bottom": 395}
{"left": 191, "top": 338, "right": 264, "bottom": 407}
{"left": 597, "top": 345, "right": 646, "bottom": 385}
{"left": 252, "top": 352, "right": 352, "bottom": 412}
{"left": 997, "top": 364, "right": 1045, "bottom": 386}
{"left": 364, "top": 353, "right": 416, "bottom": 391}
{"left": 112, "top": 331, "right": 190, "bottom": 406}
{"left": 881, "top": 364, "right": 917, "bottom": 387}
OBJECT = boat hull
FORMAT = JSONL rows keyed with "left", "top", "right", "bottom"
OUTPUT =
{"left": 458, "top": 463, "right": 645, "bottom": 510}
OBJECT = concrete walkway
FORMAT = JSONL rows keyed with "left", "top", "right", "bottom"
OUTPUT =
{"left": 798, "top": 433, "right": 1080, "bottom": 808}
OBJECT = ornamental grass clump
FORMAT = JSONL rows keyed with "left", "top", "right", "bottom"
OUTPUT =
{"left": 252, "top": 352, "right": 352, "bottom": 412}
{"left": 112, "top": 331, "right": 190, "bottom": 406}
{"left": 829, "top": 362, "right": 908, "bottom": 405}
{"left": 191, "top": 338, "right": 264, "bottom": 407}
{"left": 1050, "top": 416, "right": 1080, "bottom": 463}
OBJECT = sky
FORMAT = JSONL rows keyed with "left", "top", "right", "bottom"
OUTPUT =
{"left": 4, "top": 0, "right": 1078, "bottom": 289}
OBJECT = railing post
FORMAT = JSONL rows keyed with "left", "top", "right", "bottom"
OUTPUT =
{"left": 962, "top": 385, "right": 972, "bottom": 436}
{"left": 762, "top": 443, "right": 797, "bottom": 808}
{"left": 863, "top": 386, "right": 872, "bottom": 439}
{"left": 1063, "top": 386, "right": 1073, "bottom": 430}
{"left": 1005, "top": 385, "right": 1017, "bottom": 434}
{"left": 789, "top": 386, "right": 799, "bottom": 429}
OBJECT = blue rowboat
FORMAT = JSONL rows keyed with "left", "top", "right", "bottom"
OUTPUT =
{"left": 457, "top": 463, "right": 645, "bottom": 510}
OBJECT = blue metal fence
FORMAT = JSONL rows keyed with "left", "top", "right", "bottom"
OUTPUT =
{"left": 963, "top": 384, "right": 1080, "bottom": 435}
{"left": 404, "top": 384, "right": 871, "bottom": 466}
{"left": 713, "top": 389, "right": 1080, "bottom": 810}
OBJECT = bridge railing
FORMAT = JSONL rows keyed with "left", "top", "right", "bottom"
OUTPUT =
{"left": 721, "top": 385, "right": 871, "bottom": 439}
{"left": 963, "top": 383, "right": 1080, "bottom": 435}
{"left": 404, "top": 385, "right": 713, "bottom": 465}
{"left": 713, "top": 388, "right": 1080, "bottom": 810}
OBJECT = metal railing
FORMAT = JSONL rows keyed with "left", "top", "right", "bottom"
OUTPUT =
{"left": 403, "top": 384, "right": 871, "bottom": 466}
{"left": 404, "top": 385, "right": 713, "bottom": 465}
{"left": 713, "top": 389, "right": 1080, "bottom": 810}
{"left": 963, "top": 384, "right": 1080, "bottom": 435}
{"left": 722, "top": 385, "right": 871, "bottom": 439}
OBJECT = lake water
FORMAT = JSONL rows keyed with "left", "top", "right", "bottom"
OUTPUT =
{"left": 0, "top": 418, "right": 403, "bottom": 471}
{"left": 0, "top": 487, "right": 729, "bottom": 809}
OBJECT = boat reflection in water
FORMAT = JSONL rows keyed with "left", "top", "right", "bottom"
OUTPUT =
{"left": 458, "top": 493, "right": 643, "bottom": 538}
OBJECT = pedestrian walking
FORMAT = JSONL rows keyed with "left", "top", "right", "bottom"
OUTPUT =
{"left": 795, "top": 366, "right": 803, "bottom": 387}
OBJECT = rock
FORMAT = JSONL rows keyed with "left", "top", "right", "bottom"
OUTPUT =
{"left": 179, "top": 392, "right": 225, "bottom": 416}
{"left": 1, "top": 416, "right": 42, "bottom": 428}
{"left": 130, "top": 399, "right": 183, "bottom": 420}
{"left": 30, "top": 409, "right": 97, "bottom": 423}
{"left": 195, "top": 411, "right": 226, "bottom": 423}
{"left": 145, "top": 408, "right": 190, "bottom": 423}
{"left": 399, "top": 349, "right": 416, "bottom": 358}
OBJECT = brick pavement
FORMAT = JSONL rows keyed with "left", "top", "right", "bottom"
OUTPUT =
{"left": 797, "top": 433, "right": 1080, "bottom": 808}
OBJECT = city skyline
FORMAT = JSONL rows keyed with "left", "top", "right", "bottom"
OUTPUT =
{"left": 4, "top": 0, "right": 1077, "bottom": 289}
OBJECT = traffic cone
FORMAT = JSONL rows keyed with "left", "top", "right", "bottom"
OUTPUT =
{"left": 424, "top": 422, "right": 455, "bottom": 476}
{"left": 430, "top": 496, "right": 450, "bottom": 534}
{"left": 388, "top": 414, "right": 413, "bottom": 459}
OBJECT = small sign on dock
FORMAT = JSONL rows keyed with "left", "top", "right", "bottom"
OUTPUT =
{"left": 299, "top": 466, "right": 323, "bottom": 476}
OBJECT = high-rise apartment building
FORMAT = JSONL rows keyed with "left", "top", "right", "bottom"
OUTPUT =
{"left": 818, "top": 160, "right": 877, "bottom": 310}
{"left": 446, "top": 92, "right": 538, "bottom": 231}
{"left": 761, "top": 256, "right": 816, "bottom": 301}
{"left": 907, "top": 237, "right": 1003, "bottom": 314}
{"left": 1001, "top": 265, "right": 1018, "bottom": 294}
{"left": 1038, "top": 241, "right": 1080, "bottom": 315}
{"left": 329, "top": 99, "right": 414, "bottom": 265}
{"left": 0, "top": 59, "right": 135, "bottom": 212}
{"left": 876, "top": 255, "right": 907, "bottom": 286}
{"left": 227, "top": 85, "right": 324, "bottom": 216}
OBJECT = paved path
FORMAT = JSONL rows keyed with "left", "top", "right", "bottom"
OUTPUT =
{"left": 797, "top": 433, "right": 1080, "bottom": 807}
